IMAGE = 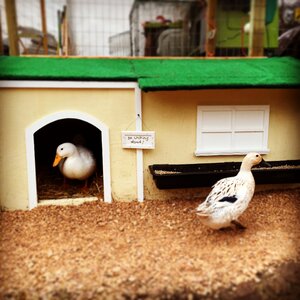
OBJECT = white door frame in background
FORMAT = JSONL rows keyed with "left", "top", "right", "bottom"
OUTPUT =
{"left": 26, "top": 110, "right": 112, "bottom": 209}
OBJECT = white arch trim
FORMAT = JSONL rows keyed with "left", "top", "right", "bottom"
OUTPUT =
{"left": 26, "top": 110, "right": 112, "bottom": 209}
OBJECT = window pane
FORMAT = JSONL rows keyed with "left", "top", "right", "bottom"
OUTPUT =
{"left": 202, "top": 111, "right": 232, "bottom": 131}
{"left": 235, "top": 110, "right": 265, "bottom": 131}
{"left": 233, "top": 132, "right": 264, "bottom": 150}
{"left": 201, "top": 132, "right": 232, "bottom": 151}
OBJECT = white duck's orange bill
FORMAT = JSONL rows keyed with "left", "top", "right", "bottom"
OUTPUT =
{"left": 53, "top": 154, "right": 62, "bottom": 167}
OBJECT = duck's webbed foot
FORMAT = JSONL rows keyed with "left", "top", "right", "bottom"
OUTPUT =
{"left": 63, "top": 177, "right": 69, "bottom": 189}
{"left": 219, "top": 227, "right": 233, "bottom": 231}
{"left": 81, "top": 179, "right": 90, "bottom": 193}
{"left": 231, "top": 220, "right": 246, "bottom": 230}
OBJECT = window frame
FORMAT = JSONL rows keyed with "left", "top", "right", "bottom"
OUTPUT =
{"left": 195, "top": 105, "right": 270, "bottom": 156}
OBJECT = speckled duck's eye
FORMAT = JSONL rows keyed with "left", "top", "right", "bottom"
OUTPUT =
{"left": 256, "top": 154, "right": 259, "bottom": 157}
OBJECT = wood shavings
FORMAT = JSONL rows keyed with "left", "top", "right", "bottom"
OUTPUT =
{"left": 37, "top": 171, "right": 103, "bottom": 200}
{"left": 154, "top": 170, "right": 182, "bottom": 175}
{"left": 0, "top": 189, "right": 300, "bottom": 299}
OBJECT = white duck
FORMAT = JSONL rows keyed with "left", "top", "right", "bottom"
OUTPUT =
{"left": 53, "top": 142, "right": 96, "bottom": 186}
{"left": 196, "top": 153, "right": 270, "bottom": 230}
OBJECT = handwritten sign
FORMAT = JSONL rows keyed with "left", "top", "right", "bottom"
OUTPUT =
{"left": 122, "top": 131, "right": 155, "bottom": 149}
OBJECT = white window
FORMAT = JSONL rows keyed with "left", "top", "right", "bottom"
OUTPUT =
{"left": 195, "top": 105, "right": 270, "bottom": 156}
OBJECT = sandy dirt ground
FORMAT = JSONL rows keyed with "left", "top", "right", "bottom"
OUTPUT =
{"left": 1, "top": 188, "right": 300, "bottom": 299}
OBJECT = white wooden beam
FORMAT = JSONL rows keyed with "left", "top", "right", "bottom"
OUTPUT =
{"left": 135, "top": 86, "right": 144, "bottom": 202}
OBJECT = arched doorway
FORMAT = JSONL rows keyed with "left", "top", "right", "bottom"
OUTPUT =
{"left": 26, "top": 111, "right": 112, "bottom": 209}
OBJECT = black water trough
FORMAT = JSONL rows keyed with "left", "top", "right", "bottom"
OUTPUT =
{"left": 149, "top": 160, "right": 300, "bottom": 189}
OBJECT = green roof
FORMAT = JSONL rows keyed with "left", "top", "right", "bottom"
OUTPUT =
{"left": 0, "top": 56, "right": 299, "bottom": 91}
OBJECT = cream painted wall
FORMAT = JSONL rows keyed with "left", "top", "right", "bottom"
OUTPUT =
{"left": 0, "top": 87, "right": 299, "bottom": 209}
{"left": 0, "top": 88, "right": 137, "bottom": 210}
{"left": 142, "top": 89, "right": 300, "bottom": 200}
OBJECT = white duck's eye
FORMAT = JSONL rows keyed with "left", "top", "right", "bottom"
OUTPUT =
{"left": 60, "top": 147, "right": 64, "bottom": 151}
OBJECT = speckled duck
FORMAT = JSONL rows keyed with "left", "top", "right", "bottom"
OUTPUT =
{"left": 196, "top": 153, "right": 270, "bottom": 230}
